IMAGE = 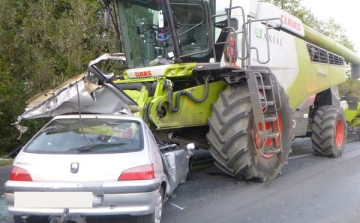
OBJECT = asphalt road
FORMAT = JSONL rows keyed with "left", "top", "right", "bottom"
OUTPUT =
{"left": 1, "top": 135, "right": 360, "bottom": 223}
{"left": 162, "top": 135, "right": 360, "bottom": 223}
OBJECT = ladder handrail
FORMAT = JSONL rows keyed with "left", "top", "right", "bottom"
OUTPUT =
{"left": 248, "top": 18, "right": 283, "bottom": 65}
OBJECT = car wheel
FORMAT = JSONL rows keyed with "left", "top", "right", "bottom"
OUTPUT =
{"left": 137, "top": 187, "right": 164, "bottom": 223}
{"left": 14, "top": 215, "right": 49, "bottom": 223}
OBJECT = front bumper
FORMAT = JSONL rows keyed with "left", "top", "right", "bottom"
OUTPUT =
{"left": 4, "top": 179, "right": 161, "bottom": 216}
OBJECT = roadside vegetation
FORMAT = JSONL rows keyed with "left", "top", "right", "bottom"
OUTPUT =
{"left": 0, "top": 0, "right": 358, "bottom": 155}
{"left": 0, "top": 0, "right": 118, "bottom": 155}
{"left": 263, "top": 0, "right": 360, "bottom": 97}
{"left": 0, "top": 159, "right": 14, "bottom": 167}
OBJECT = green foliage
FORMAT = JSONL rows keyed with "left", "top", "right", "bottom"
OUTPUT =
{"left": 316, "top": 18, "right": 355, "bottom": 51}
{"left": 262, "top": 0, "right": 355, "bottom": 51}
{"left": 124, "top": 5, "right": 154, "bottom": 66}
{"left": 263, "top": 0, "right": 303, "bottom": 16}
{"left": 339, "top": 78, "right": 360, "bottom": 98}
{"left": 0, "top": 159, "right": 14, "bottom": 167}
{"left": 262, "top": 0, "right": 359, "bottom": 99}
{"left": 0, "top": 0, "right": 118, "bottom": 154}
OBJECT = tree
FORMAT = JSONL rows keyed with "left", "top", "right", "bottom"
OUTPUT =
{"left": 262, "top": 0, "right": 355, "bottom": 51}
{"left": 317, "top": 18, "right": 355, "bottom": 50}
{"left": 263, "top": 0, "right": 359, "bottom": 100}
{"left": 0, "top": 0, "right": 118, "bottom": 155}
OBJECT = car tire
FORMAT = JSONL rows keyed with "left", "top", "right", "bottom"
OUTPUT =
{"left": 137, "top": 187, "right": 164, "bottom": 223}
{"left": 13, "top": 215, "right": 49, "bottom": 223}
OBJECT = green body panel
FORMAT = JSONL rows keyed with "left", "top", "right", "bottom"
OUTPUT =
{"left": 286, "top": 38, "right": 347, "bottom": 110}
{"left": 350, "top": 119, "right": 360, "bottom": 128}
{"left": 149, "top": 81, "right": 227, "bottom": 129}
{"left": 303, "top": 25, "right": 360, "bottom": 65}
{"left": 153, "top": 78, "right": 166, "bottom": 98}
{"left": 116, "top": 73, "right": 227, "bottom": 129}
{"left": 117, "top": 77, "right": 157, "bottom": 83}
{"left": 163, "top": 63, "right": 197, "bottom": 78}
{"left": 345, "top": 104, "right": 360, "bottom": 127}
{"left": 124, "top": 87, "right": 150, "bottom": 118}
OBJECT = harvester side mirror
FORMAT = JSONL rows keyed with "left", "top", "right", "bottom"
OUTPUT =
{"left": 104, "top": 8, "right": 110, "bottom": 31}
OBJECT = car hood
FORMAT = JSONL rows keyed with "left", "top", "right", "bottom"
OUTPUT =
{"left": 13, "top": 151, "right": 151, "bottom": 182}
{"left": 18, "top": 74, "right": 135, "bottom": 120}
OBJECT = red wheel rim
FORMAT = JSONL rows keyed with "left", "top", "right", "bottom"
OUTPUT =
{"left": 335, "top": 118, "right": 344, "bottom": 147}
{"left": 253, "top": 111, "right": 283, "bottom": 159}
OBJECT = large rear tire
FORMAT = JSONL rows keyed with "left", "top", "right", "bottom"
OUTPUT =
{"left": 311, "top": 105, "right": 346, "bottom": 157}
{"left": 206, "top": 81, "right": 292, "bottom": 181}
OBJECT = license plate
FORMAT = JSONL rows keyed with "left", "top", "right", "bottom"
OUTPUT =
{"left": 14, "top": 192, "right": 93, "bottom": 208}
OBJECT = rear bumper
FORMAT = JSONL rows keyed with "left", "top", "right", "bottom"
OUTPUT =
{"left": 4, "top": 179, "right": 161, "bottom": 216}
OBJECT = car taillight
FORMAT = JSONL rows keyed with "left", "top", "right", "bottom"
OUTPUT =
{"left": 9, "top": 166, "right": 33, "bottom": 181}
{"left": 118, "top": 164, "right": 155, "bottom": 181}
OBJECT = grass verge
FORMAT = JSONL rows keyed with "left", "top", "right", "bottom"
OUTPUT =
{"left": 0, "top": 159, "right": 13, "bottom": 167}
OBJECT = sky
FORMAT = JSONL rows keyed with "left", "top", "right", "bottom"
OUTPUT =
{"left": 302, "top": 0, "right": 360, "bottom": 52}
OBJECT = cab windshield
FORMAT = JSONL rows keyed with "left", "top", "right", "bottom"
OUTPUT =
{"left": 118, "top": 0, "right": 211, "bottom": 68}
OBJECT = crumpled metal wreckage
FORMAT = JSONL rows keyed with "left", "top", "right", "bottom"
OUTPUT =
{"left": 11, "top": 55, "right": 193, "bottom": 195}
{"left": 14, "top": 53, "right": 137, "bottom": 129}
{"left": 12, "top": 74, "right": 128, "bottom": 138}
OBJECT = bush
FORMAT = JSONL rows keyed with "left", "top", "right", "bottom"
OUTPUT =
{"left": 0, "top": 0, "right": 118, "bottom": 154}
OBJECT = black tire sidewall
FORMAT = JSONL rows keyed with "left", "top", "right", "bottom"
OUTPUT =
{"left": 311, "top": 105, "right": 347, "bottom": 157}
{"left": 248, "top": 85, "right": 293, "bottom": 180}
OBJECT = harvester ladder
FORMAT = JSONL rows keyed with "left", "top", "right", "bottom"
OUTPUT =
{"left": 245, "top": 68, "right": 283, "bottom": 156}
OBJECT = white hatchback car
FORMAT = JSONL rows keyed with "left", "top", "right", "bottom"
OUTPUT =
{"left": 4, "top": 114, "right": 191, "bottom": 223}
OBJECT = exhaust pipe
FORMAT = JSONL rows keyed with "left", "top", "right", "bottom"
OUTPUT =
{"left": 47, "top": 208, "right": 86, "bottom": 223}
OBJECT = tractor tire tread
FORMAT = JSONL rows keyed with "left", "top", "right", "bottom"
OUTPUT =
{"left": 311, "top": 105, "right": 346, "bottom": 157}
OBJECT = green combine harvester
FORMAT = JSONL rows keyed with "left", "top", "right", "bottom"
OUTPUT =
{"left": 102, "top": 0, "right": 360, "bottom": 184}
{"left": 18, "top": 0, "right": 360, "bottom": 185}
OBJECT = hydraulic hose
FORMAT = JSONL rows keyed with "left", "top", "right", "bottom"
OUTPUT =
{"left": 157, "top": 76, "right": 210, "bottom": 114}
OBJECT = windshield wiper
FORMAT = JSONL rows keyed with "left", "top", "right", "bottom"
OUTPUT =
{"left": 75, "top": 142, "right": 127, "bottom": 153}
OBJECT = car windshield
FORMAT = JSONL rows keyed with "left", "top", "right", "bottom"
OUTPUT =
{"left": 23, "top": 118, "right": 143, "bottom": 154}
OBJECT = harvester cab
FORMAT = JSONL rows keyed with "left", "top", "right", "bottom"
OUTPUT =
{"left": 108, "top": 0, "right": 215, "bottom": 68}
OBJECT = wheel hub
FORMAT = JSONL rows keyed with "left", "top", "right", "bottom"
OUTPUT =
{"left": 154, "top": 190, "right": 163, "bottom": 223}
{"left": 335, "top": 118, "right": 344, "bottom": 147}
{"left": 253, "top": 111, "right": 283, "bottom": 159}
